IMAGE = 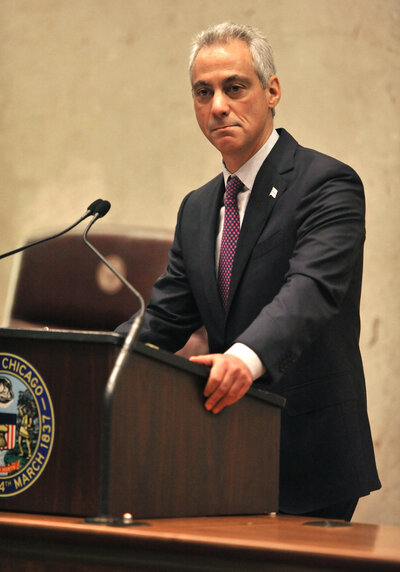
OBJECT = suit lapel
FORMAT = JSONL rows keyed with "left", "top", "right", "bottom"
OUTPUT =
{"left": 226, "top": 129, "right": 297, "bottom": 311}
{"left": 198, "top": 175, "right": 226, "bottom": 317}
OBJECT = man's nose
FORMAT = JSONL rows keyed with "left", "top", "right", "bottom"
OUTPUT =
{"left": 211, "top": 91, "right": 229, "bottom": 116}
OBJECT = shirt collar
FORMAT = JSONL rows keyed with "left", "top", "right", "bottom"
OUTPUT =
{"left": 222, "top": 129, "right": 279, "bottom": 190}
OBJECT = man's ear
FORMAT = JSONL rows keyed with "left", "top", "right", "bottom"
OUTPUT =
{"left": 266, "top": 75, "right": 281, "bottom": 111}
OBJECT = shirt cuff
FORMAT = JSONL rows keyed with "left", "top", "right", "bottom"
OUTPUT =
{"left": 225, "top": 343, "right": 266, "bottom": 381}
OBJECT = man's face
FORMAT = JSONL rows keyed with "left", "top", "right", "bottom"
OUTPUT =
{"left": 191, "top": 39, "right": 280, "bottom": 172}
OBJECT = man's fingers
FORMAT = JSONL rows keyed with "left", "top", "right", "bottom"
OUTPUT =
{"left": 189, "top": 354, "right": 217, "bottom": 366}
{"left": 190, "top": 354, "right": 226, "bottom": 396}
{"left": 204, "top": 354, "right": 253, "bottom": 412}
{"left": 205, "top": 376, "right": 250, "bottom": 412}
{"left": 190, "top": 353, "right": 253, "bottom": 413}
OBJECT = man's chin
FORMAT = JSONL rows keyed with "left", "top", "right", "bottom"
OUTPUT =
{"left": 213, "top": 141, "right": 241, "bottom": 157}
{"left": 209, "top": 132, "right": 239, "bottom": 151}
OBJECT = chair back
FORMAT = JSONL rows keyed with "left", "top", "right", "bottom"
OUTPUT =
{"left": 5, "top": 226, "right": 173, "bottom": 331}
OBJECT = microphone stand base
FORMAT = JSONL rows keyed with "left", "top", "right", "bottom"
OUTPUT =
{"left": 85, "top": 514, "right": 150, "bottom": 527}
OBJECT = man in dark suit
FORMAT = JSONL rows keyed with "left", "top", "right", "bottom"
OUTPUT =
{"left": 117, "top": 22, "right": 381, "bottom": 519}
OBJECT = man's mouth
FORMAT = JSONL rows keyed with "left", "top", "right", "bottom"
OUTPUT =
{"left": 211, "top": 124, "right": 238, "bottom": 132}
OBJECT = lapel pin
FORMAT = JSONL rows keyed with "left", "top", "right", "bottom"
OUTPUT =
{"left": 269, "top": 187, "right": 278, "bottom": 199}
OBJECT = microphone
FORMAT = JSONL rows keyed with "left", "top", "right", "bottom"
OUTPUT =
{"left": 0, "top": 199, "right": 105, "bottom": 261}
{"left": 82, "top": 199, "right": 146, "bottom": 523}
{"left": 91, "top": 199, "right": 111, "bottom": 219}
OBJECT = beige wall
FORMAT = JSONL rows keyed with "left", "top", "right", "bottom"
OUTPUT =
{"left": 0, "top": 0, "right": 399, "bottom": 525}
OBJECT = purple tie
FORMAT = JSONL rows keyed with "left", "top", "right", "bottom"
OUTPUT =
{"left": 218, "top": 176, "right": 244, "bottom": 308}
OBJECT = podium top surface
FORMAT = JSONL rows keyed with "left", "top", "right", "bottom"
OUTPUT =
{"left": 0, "top": 327, "right": 286, "bottom": 409}
{"left": 1, "top": 512, "right": 399, "bottom": 571}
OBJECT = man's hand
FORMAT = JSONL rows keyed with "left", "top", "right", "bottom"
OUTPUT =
{"left": 189, "top": 353, "right": 253, "bottom": 414}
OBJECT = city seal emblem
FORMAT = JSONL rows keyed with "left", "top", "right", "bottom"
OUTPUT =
{"left": 0, "top": 353, "right": 55, "bottom": 497}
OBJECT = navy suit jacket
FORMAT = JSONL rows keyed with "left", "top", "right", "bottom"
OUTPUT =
{"left": 118, "top": 128, "right": 381, "bottom": 513}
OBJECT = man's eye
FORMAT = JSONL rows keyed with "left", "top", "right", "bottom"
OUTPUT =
{"left": 228, "top": 85, "right": 243, "bottom": 95}
{"left": 195, "top": 88, "right": 211, "bottom": 99}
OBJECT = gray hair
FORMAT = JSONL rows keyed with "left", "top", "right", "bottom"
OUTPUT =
{"left": 189, "top": 22, "right": 276, "bottom": 88}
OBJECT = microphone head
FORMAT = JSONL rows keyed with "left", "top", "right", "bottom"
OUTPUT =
{"left": 87, "top": 199, "right": 103, "bottom": 214}
{"left": 95, "top": 200, "right": 111, "bottom": 218}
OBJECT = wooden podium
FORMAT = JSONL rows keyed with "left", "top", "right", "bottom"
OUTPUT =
{"left": 0, "top": 328, "right": 285, "bottom": 520}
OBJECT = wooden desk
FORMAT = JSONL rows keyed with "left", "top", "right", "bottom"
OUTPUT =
{"left": 1, "top": 512, "right": 399, "bottom": 571}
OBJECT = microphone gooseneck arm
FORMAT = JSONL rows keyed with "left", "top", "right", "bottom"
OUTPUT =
{"left": 83, "top": 211, "right": 145, "bottom": 369}
{"left": 83, "top": 201, "right": 145, "bottom": 520}
{"left": 0, "top": 198, "right": 105, "bottom": 261}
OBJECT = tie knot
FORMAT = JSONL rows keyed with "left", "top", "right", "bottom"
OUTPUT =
{"left": 225, "top": 176, "right": 243, "bottom": 204}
